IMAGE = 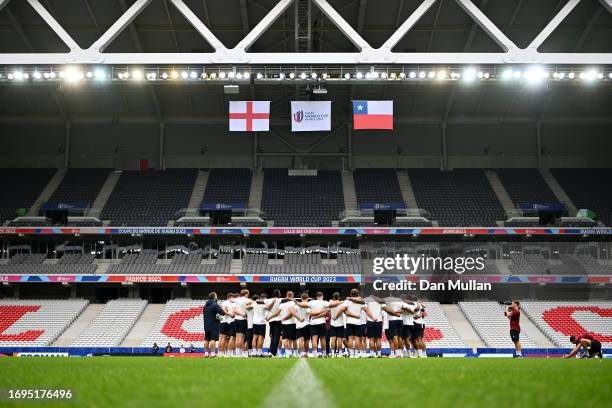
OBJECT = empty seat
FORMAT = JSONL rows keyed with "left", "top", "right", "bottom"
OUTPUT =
{"left": 521, "top": 301, "right": 612, "bottom": 347}
{"left": 0, "top": 168, "right": 55, "bottom": 223}
{"left": 459, "top": 301, "right": 537, "bottom": 348}
{"left": 353, "top": 169, "right": 405, "bottom": 205}
{"left": 202, "top": 169, "right": 252, "bottom": 204}
{"left": 48, "top": 168, "right": 112, "bottom": 207}
{"left": 261, "top": 169, "right": 344, "bottom": 227}
{"left": 0, "top": 299, "right": 88, "bottom": 347}
{"left": 71, "top": 299, "right": 147, "bottom": 347}
{"left": 101, "top": 169, "right": 197, "bottom": 226}
{"left": 552, "top": 169, "right": 612, "bottom": 226}
{"left": 409, "top": 169, "right": 505, "bottom": 227}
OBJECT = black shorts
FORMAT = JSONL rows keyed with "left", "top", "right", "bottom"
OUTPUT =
{"left": 220, "top": 322, "right": 236, "bottom": 337}
{"left": 384, "top": 329, "right": 391, "bottom": 342}
{"left": 402, "top": 324, "right": 415, "bottom": 340}
{"left": 245, "top": 328, "right": 253, "bottom": 344}
{"left": 310, "top": 323, "right": 327, "bottom": 338}
{"left": 387, "top": 320, "right": 402, "bottom": 338}
{"left": 252, "top": 324, "right": 266, "bottom": 337}
{"left": 234, "top": 319, "right": 248, "bottom": 335}
{"left": 329, "top": 326, "right": 344, "bottom": 338}
{"left": 345, "top": 324, "right": 362, "bottom": 338}
{"left": 204, "top": 330, "right": 219, "bottom": 341}
{"left": 412, "top": 323, "right": 425, "bottom": 340}
{"left": 588, "top": 340, "right": 602, "bottom": 357}
{"left": 281, "top": 324, "right": 297, "bottom": 340}
{"left": 296, "top": 326, "right": 310, "bottom": 339}
{"left": 366, "top": 321, "right": 383, "bottom": 339}
{"left": 510, "top": 329, "right": 520, "bottom": 343}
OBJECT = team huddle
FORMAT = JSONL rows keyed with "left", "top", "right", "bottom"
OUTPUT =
{"left": 202, "top": 288, "right": 427, "bottom": 358}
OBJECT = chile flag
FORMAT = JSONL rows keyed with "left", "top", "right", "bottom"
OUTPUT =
{"left": 352, "top": 100, "right": 393, "bottom": 130}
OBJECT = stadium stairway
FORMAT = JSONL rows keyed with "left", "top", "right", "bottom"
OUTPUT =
{"left": 121, "top": 304, "right": 166, "bottom": 347}
{"left": 484, "top": 170, "right": 515, "bottom": 216}
{"left": 51, "top": 304, "right": 104, "bottom": 346}
{"left": 247, "top": 170, "right": 264, "bottom": 216}
{"left": 27, "top": 169, "right": 66, "bottom": 216}
{"left": 396, "top": 170, "right": 420, "bottom": 212}
{"left": 71, "top": 299, "right": 147, "bottom": 347}
{"left": 441, "top": 305, "right": 485, "bottom": 348}
{"left": 539, "top": 169, "right": 578, "bottom": 215}
{"left": 459, "top": 302, "right": 539, "bottom": 348}
{"left": 89, "top": 171, "right": 122, "bottom": 218}
{"left": 230, "top": 258, "right": 242, "bottom": 274}
{"left": 516, "top": 312, "right": 555, "bottom": 348}
{"left": 341, "top": 171, "right": 358, "bottom": 212}
{"left": 185, "top": 170, "right": 209, "bottom": 216}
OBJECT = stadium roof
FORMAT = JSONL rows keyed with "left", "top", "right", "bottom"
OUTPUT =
{"left": 0, "top": 0, "right": 611, "bottom": 124}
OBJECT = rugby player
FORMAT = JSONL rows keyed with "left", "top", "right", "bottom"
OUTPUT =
{"left": 251, "top": 294, "right": 267, "bottom": 357}
{"left": 412, "top": 301, "right": 427, "bottom": 358}
{"left": 278, "top": 291, "right": 303, "bottom": 357}
{"left": 265, "top": 289, "right": 283, "bottom": 356}
{"left": 245, "top": 295, "right": 255, "bottom": 357}
{"left": 304, "top": 292, "right": 330, "bottom": 357}
{"left": 383, "top": 297, "right": 404, "bottom": 358}
{"left": 400, "top": 298, "right": 417, "bottom": 358}
{"left": 295, "top": 293, "right": 311, "bottom": 357}
{"left": 219, "top": 293, "right": 236, "bottom": 357}
{"left": 365, "top": 296, "right": 384, "bottom": 357}
{"left": 336, "top": 289, "right": 378, "bottom": 358}
{"left": 233, "top": 289, "right": 254, "bottom": 357}
{"left": 328, "top": 292, "right": 347, "bottom": 357}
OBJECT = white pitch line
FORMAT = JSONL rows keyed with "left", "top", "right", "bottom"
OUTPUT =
{"left": 260, "top": 359, "right": 334, "bottom": 408}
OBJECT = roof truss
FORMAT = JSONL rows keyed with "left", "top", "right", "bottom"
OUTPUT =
{"left": 1, "top": 0, "right": 611, "bottom": 65}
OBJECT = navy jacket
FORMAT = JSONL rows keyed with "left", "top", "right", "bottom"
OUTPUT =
{"left": 203, "top": 299, "right": 224, "bottom": 333}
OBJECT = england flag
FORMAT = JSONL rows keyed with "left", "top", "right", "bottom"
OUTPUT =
{"left": 229, "top": 101, "right": 270, "bottom": 132}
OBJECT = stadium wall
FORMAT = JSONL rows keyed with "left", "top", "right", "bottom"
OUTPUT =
{"left": 1, "top": 347, "right": 609, "bottom": 358}
{"left": 1, "top": 123, "right": 611, "bottom": 170}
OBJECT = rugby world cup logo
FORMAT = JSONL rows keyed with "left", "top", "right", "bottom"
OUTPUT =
{"left": 293, "top": 110, "right": 304, "bottom": 123}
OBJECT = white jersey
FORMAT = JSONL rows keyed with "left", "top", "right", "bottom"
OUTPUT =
{"left": 414, "top": 304, "right": 425, "bottom": 324}
{"left": 296, "top": 305, "right": 310, "bottom": 329}
{"left": 359, "top": 308, "right": 367, "bottom": 325}
{"left": 266, "top": 298, "right": 282, "bottom": 322}
{"left": 386, "top": 301, "right": 403, "bottom": 321}
{"left": 308, "top": 299, "right": 329, "bottom": 325}
{"left": 382, "top": 311, "right": 389, "bottom": 330}
{"left": 330, "top": 302, "right": 345, "bottom": 327}
{"left": 233, "top": 296, "right": 250, "bottom": 320}
{"left": 253, "top": 302, "right": 267, "bottom": 325}
{"left": 247, "top": 305, "right": 254, "bottom": 329}
{"left": 344, "top": 300, "right": 366, "bottom": 326}
{"left": 401, "top": 302, "right": 416, "bottom": 326}
{"left": 221, "top": 301, "right": 235, "bottom": 323}
{"left": 279, "top": 300, "right": 296, "bottom": 325}
{"left": 367, "top": 301, "right": 384, "bottom": 322}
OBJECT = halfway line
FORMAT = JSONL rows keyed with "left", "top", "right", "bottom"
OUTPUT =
{"left": 260, "top": 359, "right": 334, "bottom": 408}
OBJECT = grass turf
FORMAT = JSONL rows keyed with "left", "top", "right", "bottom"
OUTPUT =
{"left": 0, "top": 357, "right": 610, "bottom": 408}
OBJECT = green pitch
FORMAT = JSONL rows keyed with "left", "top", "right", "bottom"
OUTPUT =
{"left": 0, "top": 358, "right": 610, "bottom": 408}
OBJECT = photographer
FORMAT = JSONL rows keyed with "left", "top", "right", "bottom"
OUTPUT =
{"left": 504, "top": 300, "right": 523, "bottom": 358}
{"left": 203, "top": 291, "right": 225, "bottom": 357}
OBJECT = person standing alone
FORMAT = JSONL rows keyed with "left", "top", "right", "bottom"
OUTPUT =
{"left": 504, "top": 300, "right": 522, "bottom": 358}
